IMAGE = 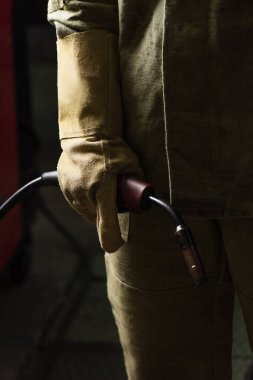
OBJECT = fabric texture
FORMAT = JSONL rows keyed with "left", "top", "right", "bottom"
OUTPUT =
{"left": 56, "top": 31, "right": 143, "bottom": 252}
{"left": 106, "top": 214, "right": 253, "bottom": 379}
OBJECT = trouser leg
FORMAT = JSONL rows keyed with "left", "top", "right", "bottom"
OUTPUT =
{"left": 105, "top": 211, "right": 234, "bottom": 380}
{"left": 220, "top": 219, "right": 253, "bottom": 352}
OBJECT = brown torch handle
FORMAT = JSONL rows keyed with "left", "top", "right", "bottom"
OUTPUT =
{"left": 117, "top": 174, "right": 155, "bottom": 213}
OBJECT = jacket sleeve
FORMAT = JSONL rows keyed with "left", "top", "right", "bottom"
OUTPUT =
{"left": 47, "top": 0, "right": 119, "bottom": 38}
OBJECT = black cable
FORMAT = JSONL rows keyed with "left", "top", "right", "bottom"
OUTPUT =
{"left": 0, "top": 170, "right": 88, "bottom": 263}
{"left": 0, "top": 171, "right": 58, "bottom": 220}
{"left": 0, "top": 177, "right": 42, "bottom": 219}
{"left": 148, "top": 195, "right": 184, "bottom": 226}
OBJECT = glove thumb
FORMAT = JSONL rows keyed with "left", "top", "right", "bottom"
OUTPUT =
{"left": 96, "top": 176, "right": 124, "bottom": 253}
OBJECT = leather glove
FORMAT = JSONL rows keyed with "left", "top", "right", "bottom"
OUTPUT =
{"left": 56, "top": 30, "right": 143, "bottom": 253}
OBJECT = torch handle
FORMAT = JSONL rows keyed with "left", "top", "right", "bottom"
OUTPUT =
{"left": 117, "top": 174, "right": 155, "bottom": 213}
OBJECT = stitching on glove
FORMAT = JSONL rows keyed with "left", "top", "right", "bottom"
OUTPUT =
{"left": 59, "top": 128, "right": 110, "bottom": 139}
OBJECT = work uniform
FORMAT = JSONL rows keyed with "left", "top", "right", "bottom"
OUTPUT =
{"left": 48, "top": 1, "right": 253, "bottom": 378}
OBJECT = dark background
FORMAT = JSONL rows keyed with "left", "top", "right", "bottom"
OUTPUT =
{"left": 0, "top": 1, "right": 251, "bottom": 379}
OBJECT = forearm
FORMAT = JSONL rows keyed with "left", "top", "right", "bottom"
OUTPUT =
{"left": 47, "top": 0, "right": 142, "bottom": 253}
{"left": 48, "top": 0, "right": 119, "bottom": 38}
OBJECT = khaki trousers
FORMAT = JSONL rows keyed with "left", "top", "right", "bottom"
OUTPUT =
{"left": 105, "top": 209, "right": 253, "bottom": 379}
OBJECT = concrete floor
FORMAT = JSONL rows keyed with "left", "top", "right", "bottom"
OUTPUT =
{"left": 0, "top": 23, "right": 252, "bottom": 379}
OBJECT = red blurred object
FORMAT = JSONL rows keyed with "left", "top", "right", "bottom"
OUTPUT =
{"left": 0, "top": 0, "right": 22, "bottom": 271}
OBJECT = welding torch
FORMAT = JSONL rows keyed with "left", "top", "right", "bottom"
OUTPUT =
{"left": 0, "top": 171, "right": 207, "bottom": 286}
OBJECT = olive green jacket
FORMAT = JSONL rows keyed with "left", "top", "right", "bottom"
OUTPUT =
{"left": 48, "top": 0, "right": 253, "bottom": 218}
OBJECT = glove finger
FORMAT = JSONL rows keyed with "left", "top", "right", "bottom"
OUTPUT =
{"left": 57, "top": 152, "right": 97, "bottom": 224}
{"left": 96, "top": 177, "right": 124, "bottom": 253}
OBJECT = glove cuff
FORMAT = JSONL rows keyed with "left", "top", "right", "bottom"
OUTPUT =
{"left": 57, "top": 30, "right": 123, "bottom": 139}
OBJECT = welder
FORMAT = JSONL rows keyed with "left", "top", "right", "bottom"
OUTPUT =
{"left": 48, "top": 1, "right": 253, "bottom": 379}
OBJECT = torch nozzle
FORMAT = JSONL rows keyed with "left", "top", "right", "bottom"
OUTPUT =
{"left": 175, "top": 225, "right": 207, "bottom": 286}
